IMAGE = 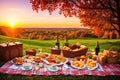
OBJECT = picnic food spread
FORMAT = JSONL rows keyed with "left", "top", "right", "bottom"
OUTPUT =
{"left": 0, "top": 42, "right": 120, "bottom": 76}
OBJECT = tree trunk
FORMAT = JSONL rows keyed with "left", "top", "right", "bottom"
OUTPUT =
{"left": 117, "top": 0, "right": 120, "bottom": 36}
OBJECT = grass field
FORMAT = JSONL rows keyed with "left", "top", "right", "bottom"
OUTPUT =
{"left": 0, "top": 35, "right": 120, "bottom": 54}
{"left": 0, "top": 35, "right": 120, "bottom": 80}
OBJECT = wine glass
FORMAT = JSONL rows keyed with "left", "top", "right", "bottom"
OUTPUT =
{"left": 38, "top": 48, "right": 42, "bottom": 53}
{"left": 90, "top": 48, "right": 94, "bottom": 52}
{"left": 90, "top": 48, "right": 95, "bottom": 54}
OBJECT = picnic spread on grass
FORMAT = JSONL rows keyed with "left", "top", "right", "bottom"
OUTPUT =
{"left": 0, "top": 41, "right": 120, "bottom": 76}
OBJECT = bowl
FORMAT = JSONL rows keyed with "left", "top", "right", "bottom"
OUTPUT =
{"left": 22, "top": 63, "right": 32, "bottom": 70}
{"left": 47, "top": 65, "right": 59, "bottom": 72}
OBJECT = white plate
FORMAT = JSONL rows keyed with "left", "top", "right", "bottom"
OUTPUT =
{"left": 45, "top": 58, "right": 68, "bottom": 66}
{"left": 45, "top": 60, "right": 62, "bottom": 66}
{"left": 9, "top": 64, "right": 21, "bottom": 69}
{"left": 21, "top": 66, "right": 32, "bottom": 70}
{"left": 47, "top": 66, "right": 59, "bottom": 72}
{"left": 11, "top": 60, "right": 23, "bottom": 65}
{"left": 87, "top": 63, "right": 98, "bottom": 70}
{"left": 71, "top": 63, "right": 86, "bottom": 69}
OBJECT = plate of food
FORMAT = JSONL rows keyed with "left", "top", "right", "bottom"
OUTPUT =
{"left": 71, "top": 60, "right": 86, "bottom": 69}
{"left": 72, "top": 55, "right": 87, "bottom": 62}
{"left": 12, "top": 57, "right": 25, "bottom": 65}
{"left": 86, "top": 52, "right": 97, "bottom": 61}
{"left": 86, "top": 59, "right": 98, "bottom": 70}
{"left": 47, "top": 65, "right": 59, "bottom": 72}
{"left": 33, "top": 57, "right": 43, "bottom": 63}
{"left": 36, "top": 53, "right": 49, "bottom": 59}
{"left": 45, "top": 54, "right": 68, "bottom": 65}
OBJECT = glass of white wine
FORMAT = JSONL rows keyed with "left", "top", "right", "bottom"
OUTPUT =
{"left": 38, "top": 48, "right": 42, "bottom": 53}
{"left": 90, "top": 48, "right": 95, "bottom": 54}
{"left": 90, "top": 48, "right": 94, "bottom": 52}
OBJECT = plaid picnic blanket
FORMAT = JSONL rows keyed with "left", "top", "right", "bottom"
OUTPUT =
{"left": 0, "top": 61, "right": 120, "bottom": 76}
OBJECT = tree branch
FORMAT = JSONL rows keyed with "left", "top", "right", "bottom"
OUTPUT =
{"left": 116, "top": 0, "right": 120, "bottom": 30}
{"left": 111, "top": 22, "right": 118, "bottom": 31}
{"left": 108, "top": 0, "right": 117, "bottom": 12}
{"left": 111, "top": 20, "right": 118, "bottom": 25}
{"left": 98, "top": 0, "right": 109, "bottom": 8}
{"left": 70, "top": 0, "right": 108, "bottom": 10}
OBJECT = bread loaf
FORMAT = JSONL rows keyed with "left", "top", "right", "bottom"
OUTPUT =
{"left": 98, "top": 52, "right": 107, "bottom": 65}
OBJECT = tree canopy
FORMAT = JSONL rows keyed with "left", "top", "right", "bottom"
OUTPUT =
{"left": 30, "top": 0, "right": 120, "bottom": 37}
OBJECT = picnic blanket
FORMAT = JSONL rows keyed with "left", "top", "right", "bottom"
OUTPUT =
{"left": 0, "top": 61, "right": 120, "bottom": 76}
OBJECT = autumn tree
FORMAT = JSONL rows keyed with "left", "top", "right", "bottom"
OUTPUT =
{"left": 30, "top": 0, "right": 120, "bottom": 37}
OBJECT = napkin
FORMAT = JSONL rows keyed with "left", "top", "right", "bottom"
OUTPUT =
{"left": 9, "top": 65, "right": 21, "bottom": 69}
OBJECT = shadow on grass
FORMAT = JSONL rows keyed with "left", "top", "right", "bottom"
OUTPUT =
{"left": 101, "top": 41, "right": 120, "bottom": 46}
{"left": 0, "top": 73, "right": 120, "bottom": 80}
{"left": 100, "top": 41, "right": 120, "bottom": 51}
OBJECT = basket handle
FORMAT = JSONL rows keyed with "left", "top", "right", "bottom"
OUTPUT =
{"left": 6, "top": 40, "right": 17, "bottom": 47}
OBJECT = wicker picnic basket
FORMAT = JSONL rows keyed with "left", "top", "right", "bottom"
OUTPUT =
{"left": 62, "top": 45, "right": 88, "bottom": 58}
{"left": 106, "top": 50, "right": 119, "bottom": 64}
{"left": 0, "top": 42, "right": 23, "bottom": 61}
{"left": 51, "top": 47, "right": 61, "bottom": 55}
{"left": 26, "top": 48, "right": 36, "bottom": 56}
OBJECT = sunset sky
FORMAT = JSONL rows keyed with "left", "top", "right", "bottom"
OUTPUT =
{"left": 0, "top": 0, "right": 80, "bottom": 28}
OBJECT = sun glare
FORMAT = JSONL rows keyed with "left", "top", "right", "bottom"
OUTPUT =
{"left": 9, "top": 20, "right": 16, "bottom": 28}
{"left": 10, "top": 22, "right": 14, "bottom": 28}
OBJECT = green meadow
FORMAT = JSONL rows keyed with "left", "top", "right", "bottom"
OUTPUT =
{"left": 0, "top": 35, "right": 120, "bottom": 55}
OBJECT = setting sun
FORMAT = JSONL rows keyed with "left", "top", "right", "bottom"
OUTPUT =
{"left": 10, "top": 22, "right": 15, "bottom": 28}
{"left": 8, "top": 19, "right": 17, "bottom": 28}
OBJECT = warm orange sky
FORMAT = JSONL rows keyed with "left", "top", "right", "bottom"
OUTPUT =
{"left": 0, "top": 0, "right": 80, "bottom": 28}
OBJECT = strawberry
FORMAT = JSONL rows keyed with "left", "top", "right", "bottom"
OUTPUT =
{"left": 48, "top": 59, "right": 56, "bottom": 63}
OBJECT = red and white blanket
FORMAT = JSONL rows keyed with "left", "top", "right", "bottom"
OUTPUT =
{"left": 0, "top": 61, "right": 120, "bottom": 76}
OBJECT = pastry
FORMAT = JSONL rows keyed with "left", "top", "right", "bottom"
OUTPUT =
{"left": 87, "top": 59, "right": 96, "bottom": 68}
{"left": 13, "top": 57, "right": 25, "bottom": 65}
{"left": 92, "top": 54, "right": 97, "bottom": 60}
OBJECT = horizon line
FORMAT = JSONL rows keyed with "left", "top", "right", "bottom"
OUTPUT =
{"left": 0, "top": 25, "right": 89, "bottom": 29}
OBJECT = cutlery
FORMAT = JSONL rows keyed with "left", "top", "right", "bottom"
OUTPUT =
{"left": 98, "top": 63, "right": 104, "bottom": 71}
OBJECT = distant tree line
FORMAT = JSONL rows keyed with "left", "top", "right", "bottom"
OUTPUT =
{"left": 0, "top": 27, "right": 119, "bottom": 39}
{"left": 0, "top": 28, "right": 6, "bottom": 35}
{"left": 16, "top": 29, "right": 119, "bottom": 39}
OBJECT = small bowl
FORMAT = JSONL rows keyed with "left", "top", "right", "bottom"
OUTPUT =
{"left": 47, "top": 65, "right": 59, "bottom": 72}
{"left": 22, "top": 63, "right": 31, "bottom": 70}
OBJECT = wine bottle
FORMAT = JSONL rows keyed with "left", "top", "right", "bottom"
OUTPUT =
{"left": 55, "top": 35, "right": 60, "bottom": 49}
{"left": 95, "top": 41, "right": 100, "bottom": 55}
{"left": 65, "top": 35, "right": 69, "bottom": 47}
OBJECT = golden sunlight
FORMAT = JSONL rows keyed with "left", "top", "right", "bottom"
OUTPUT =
{"left": 9, "top": 20, "right": 16, "bottom": 28}
{"left": 10, "top": 22, "right": 14, "bottom": 28}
